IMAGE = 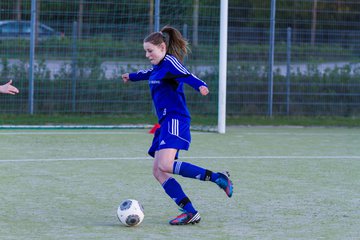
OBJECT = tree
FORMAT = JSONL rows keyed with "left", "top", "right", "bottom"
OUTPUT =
{"left": 78, "top": 0, "right": 84, "bottom": 39}
{"left": 149, "top": 0, "right": 154, "bottom": 33}
{"left": 15, "top": 0, "right": 21, "bottom": 21}
{"left": 311, "top": 0, "right": 318, "bottom": 46}
{"left": 192, "top": 0, "right": 199, "bottom": 47}
{"left": 35, "top": 0, "right": 41, "bottom": 45}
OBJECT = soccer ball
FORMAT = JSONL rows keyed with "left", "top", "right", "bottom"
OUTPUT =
{"left": 117, "top": 199, "right": 144, "bottom": 227}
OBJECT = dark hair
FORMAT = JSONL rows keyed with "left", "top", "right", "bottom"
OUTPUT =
{"left": 144, "top": 25, "right": 189, "bottom": 62}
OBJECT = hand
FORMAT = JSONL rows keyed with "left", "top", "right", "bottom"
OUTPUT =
{"left": 0, "top": 80, "right": 19, "bottom": 95}
{"left": 199, "top": 86, "right": 209, "bottom": 96}
{"left": 122, "top": 73, "right": 130, "bottom": 83}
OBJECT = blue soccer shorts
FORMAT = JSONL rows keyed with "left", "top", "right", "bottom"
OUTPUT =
{"left": 148, "top": 116, "right": 191, "bottom": 158}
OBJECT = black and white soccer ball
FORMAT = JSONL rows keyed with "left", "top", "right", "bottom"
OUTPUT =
{"left": 117, "top": 199, "right": 144, "bottom": 227}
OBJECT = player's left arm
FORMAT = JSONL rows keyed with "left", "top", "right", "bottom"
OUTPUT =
{"left": 165, "top": 57, "right": 209, "bottom": 95}
{"left": 199, "top": 85, "right": 209, "bottom": 96}
{"left": 178, "top": 74, "right": 209, "bottom": 96}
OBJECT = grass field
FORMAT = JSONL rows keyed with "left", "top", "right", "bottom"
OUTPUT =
{"left": 0, "top": 126, "right": 359, "bottom": 240}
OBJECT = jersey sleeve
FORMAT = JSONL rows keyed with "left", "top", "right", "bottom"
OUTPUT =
{"left": 129, "top": 68, "right": 153, "bottom": 81}
{"left": 165, "top": 55, "right": 207, "bottom": 91}
{"left": 176, "top": 73, "right": 208, "bottom": 91}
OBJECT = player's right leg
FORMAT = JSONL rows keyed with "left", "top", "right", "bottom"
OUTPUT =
{"left": 169, "top": 210, "right": 201, "bottom": 225}
{"left": 153, "top": 149, "right": 200, "bottom": 225}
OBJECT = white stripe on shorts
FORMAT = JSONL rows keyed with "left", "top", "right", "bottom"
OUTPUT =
{"left": 167, "top": 118, "right": 190, "bottom": 145}
{"left": 171, "top": 118, "right": 179, "bottom": 136}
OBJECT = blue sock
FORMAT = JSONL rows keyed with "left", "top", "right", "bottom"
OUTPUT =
{"left": 162, "top": 177, "right": 197, "bottom": 213}
{"left": 173, "top": 161, "right": 219, "bottom": 182}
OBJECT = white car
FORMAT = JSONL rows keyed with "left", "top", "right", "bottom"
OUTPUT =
{"left": 0, "top": 20, "right": 63, "bottom": 40}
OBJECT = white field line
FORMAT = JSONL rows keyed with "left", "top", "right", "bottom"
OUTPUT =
{"left": 0, "top": 156, "right": 360, "bottom": 163}
{"left": 0, "top": 131, "right": 210, "bottom": 135}
{"left": 0, "top": 131, "right": 145, "bottom": 135}
{"left": 0, "top": 131, "right": 357, "bottom": 136}
{"left": 237, "top": 133, "right": 360, "bottom": 136}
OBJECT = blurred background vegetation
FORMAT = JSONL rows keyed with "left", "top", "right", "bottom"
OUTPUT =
{"left": 0, "top": 0, "right": 359, "bottom": 126}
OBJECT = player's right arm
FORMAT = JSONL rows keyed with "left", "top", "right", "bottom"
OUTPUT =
{"left": 121, "top": 73, "right": 130, "bottom": 83}
{"left": 122, "top": 68, "right": 154, "bottom": 83}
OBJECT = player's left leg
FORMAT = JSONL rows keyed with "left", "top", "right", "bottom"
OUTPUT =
{"left": 153, "top": 149, "right": 201, "bottom": 224}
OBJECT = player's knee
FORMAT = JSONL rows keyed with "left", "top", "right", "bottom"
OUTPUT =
{"left": 152, "top": 166, "right": 170, "bottom": 184}
{"left": 153, "top": 161, "right": 171, "bottom": 177}
{"left": 157, "top": 161, "right": 172, "bottom": 173}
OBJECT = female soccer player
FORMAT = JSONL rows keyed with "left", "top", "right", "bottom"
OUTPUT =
{"left": 122, "top": 25, "right": 233, "bottom": 225}
{"left": 0, "top": 80, "right": 19, "bottom": 95}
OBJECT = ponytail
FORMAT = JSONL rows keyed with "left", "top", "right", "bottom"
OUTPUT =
{"left": 144, "top": 25, "right": 189, "bottom": 62}
{"left": 161, "top": 26, "right": 189, "bottom": 62}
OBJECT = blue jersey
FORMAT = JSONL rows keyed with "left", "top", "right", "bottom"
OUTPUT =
{"left": 129, "top": 54, "right": 207, "bottom": 122}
